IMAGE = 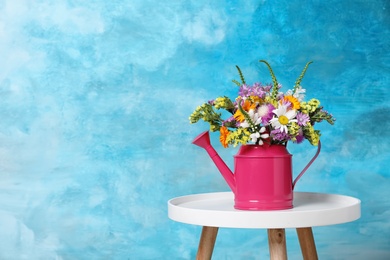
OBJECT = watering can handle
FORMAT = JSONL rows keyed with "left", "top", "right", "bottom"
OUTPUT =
{"left": 292, "top": 141, "right": 321, "bottom": 189}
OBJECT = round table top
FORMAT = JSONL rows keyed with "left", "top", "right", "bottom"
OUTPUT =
{"left": 168, "top": 192, "right": 361, "bottom": 228}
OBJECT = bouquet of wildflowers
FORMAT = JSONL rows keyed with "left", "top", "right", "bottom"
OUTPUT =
{"left": 189, "top": 60, "right": 335, "bottom": 148}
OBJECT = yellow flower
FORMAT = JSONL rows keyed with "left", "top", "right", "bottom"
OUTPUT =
{"left": 219, "top": 126, "right": 230, "bottom": 148}
{"left": 233, "top": 100, "right": 256, "bottom": 122}
{"left": 300, "top": 102, "right": 312, "bottom": 114}
{"left": 288, "top": 122, "right": 300, "bottom": 136}
{"left": 283, "top": 95, "right": 300, "bottom": 109}
{"left": 214, "top": 97, "right": 234, "bottom": 110}
{"left": 226, "top": 128, "right": 250, "bottom": 147}
{"left": 248, "top": 95, "right": 263, "bottom": 104}
{"left": 308, "top": 98, "right": 320, "bottom": 108}
{"left": 264, "top": 96, "right": 278, "bottom": 107}
{"left": 301, "top": 99, "right": 320, "bottom": 113}
{"left": 304, "top": 123, "right": 321, "bottom": 146}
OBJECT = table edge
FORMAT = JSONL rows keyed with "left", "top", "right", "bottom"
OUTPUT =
{"left": 167, "top": 191, "right": 361, "bottom": 228}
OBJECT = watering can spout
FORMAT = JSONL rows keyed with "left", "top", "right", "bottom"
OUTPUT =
{"left": 192, "top": 131, "right": 236, "bottom": 193}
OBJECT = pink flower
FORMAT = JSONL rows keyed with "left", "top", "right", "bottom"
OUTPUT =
{"left": 257, "top": 104, "right": 275, "bottom": 125}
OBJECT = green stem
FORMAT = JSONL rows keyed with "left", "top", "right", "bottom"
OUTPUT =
{"left": 235, "top": 65, "right": 246, "bottom": 85}
{"left": 259, "top": 60, "right": 279, "bottom": 101}
{"left": 238, "top": 101, "right": 256, "bottom": 131}
{"left": 293, "top": 61, "right": 313, "bottom": 93}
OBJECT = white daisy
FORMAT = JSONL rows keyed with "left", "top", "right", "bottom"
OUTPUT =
{"left": 270, "top": 105, "right": 297, "bottom": 133}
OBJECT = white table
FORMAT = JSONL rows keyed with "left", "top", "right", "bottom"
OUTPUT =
{"left": 168, "top": 192, "right": 360, "bottom": 260}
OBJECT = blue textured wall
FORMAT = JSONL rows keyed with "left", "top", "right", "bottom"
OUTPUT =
{"left": 0, "top": 0, "right": 389, "bottom": 259}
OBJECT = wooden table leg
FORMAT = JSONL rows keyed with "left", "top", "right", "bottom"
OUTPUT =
{"left": 296, "top": 227, "right": 318, "bottom": 260}
{"left": 196, "top": 226, "right": 219, "bottom": 260}
{"left": 268, "top": 228, "right": 287, "bottom": 260}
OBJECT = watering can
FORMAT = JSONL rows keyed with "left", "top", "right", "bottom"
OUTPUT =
{"left": 192, "top": 131, "right": 321, "bottom": 210}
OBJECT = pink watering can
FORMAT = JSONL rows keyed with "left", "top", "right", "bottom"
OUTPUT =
{"left": 192, "top": 131, "right": 321, "bottom": 210}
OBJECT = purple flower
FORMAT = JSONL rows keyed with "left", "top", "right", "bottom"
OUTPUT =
{"left": 238, "top": 84, "right": 251, "bottom": 97}
{"left": 250, "top": 83, "right": 266, "bottom": 98}
{"left": 238, "top": 83, "right": 271, "bottom": 99}
{"left": 296, "top": 112, "right": 310, "bottom": 126}
{"left": 270, "top": 128, "right": 290, "bottom": 142}
{"left": 264, "top": 84, "right": 272, "bottom": 92}
{"left": 295, "top": 129, "right": 305, "bottom": 143}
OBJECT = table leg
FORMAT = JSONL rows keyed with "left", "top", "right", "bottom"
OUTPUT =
{"left": 296, "top": 227, "right": 318, "bottom": 260}
{"left": 196, "top": 226, "right": 219, "bottom": 260}
{"left": 267, "top": 228, "right": 287, "bottom": 260}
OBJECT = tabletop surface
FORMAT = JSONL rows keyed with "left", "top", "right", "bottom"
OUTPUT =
{"left": 168, "top": 192, "right": 361, "bottom": 228}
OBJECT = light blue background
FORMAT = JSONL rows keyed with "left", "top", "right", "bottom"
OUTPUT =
{"left": 0, "top": 0, "right": 389, "bottom": 259}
